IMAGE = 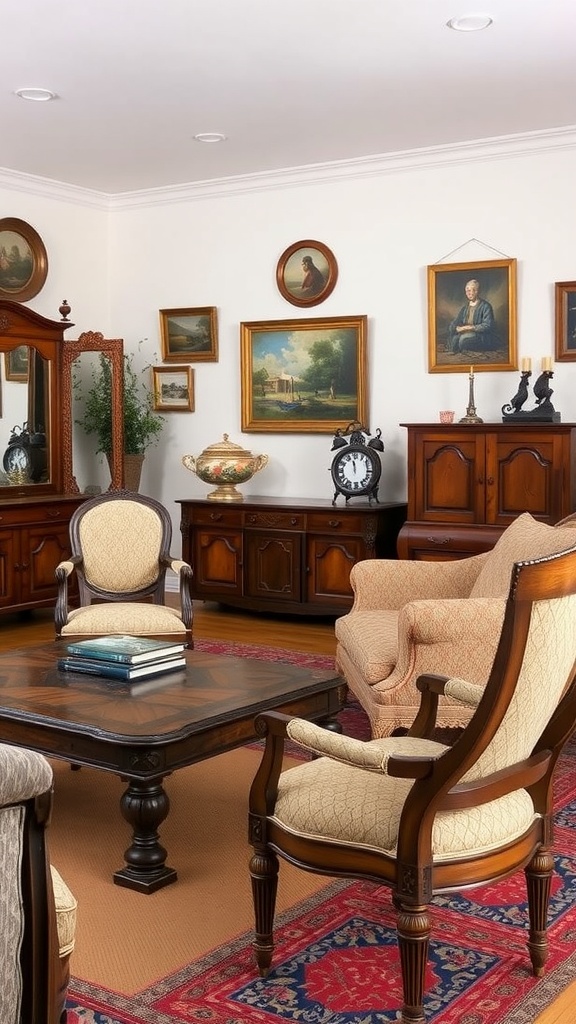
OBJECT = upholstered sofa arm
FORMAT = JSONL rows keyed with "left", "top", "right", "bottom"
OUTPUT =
{"left": 373, "top": 597, "right": 506, "bottom": 699}
{"left": 0, "top": 744, "right": 53, "bottom": 804}
{"left": 348, "top": 552, "right": 490, "bottom": 612}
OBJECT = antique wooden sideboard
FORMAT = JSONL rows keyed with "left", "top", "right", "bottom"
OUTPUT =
{"left": 397, "top": 421, "right": 576, "bottom": 560}
{"left": 178, "top": 495, "right": 407, "bottom": 615}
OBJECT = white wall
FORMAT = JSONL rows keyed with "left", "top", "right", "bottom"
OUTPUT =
{"left": 2, "top": 135, "right": 576, "bottom": 552}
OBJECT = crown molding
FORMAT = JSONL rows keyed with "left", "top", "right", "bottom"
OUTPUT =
{"left": 1, "top": 124, "right": 576, "bottom": 212}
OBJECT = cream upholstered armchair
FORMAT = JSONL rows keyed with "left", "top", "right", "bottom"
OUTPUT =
{"left": 248, "top": 542, "right": 576, "bottom": 1024}
{"left": 335, "top": 512, "right": 576, "bottom": 737}
{"left": 55, "top": 490, "right": 193, "bottom": 645}
{"left": 0, "top": 744, "right": 77, "bottom": 1024}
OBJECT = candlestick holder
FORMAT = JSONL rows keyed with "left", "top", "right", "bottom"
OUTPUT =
{"left": 502, "top": 369, "right": 560, "bottom": 422}
{"left": 459, "top": 371, "right": 483, "bottom": 424}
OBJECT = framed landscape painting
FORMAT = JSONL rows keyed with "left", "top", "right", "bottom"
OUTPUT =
{"left": 240, "top": 315, "right": 367, "bottom": 433}
{"left": 159, "top": 307, "right": 218, "bottom": 362}
{"left": 152, "top": 365, "right": 194, "bottom": 411}
{"left": 428, "top": 258, "right": 517, "bottom": 372}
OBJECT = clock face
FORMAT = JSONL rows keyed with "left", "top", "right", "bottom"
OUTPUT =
{"left": 3, "top": 444, "right": 31, "bottom": 474}
{"left": 331, "top": 445, "right": 381, "bottom": 498}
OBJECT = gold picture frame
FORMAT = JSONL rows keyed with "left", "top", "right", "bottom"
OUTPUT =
{"left": 276, "top": 239, "right": 338, "bottom": 308}
{"left": 427, "top": 258, "right": 517, "bottom": 372}
{"left": 152, "top": 365, "right": 194, "bottom": 411}
{"left": 240, "top": 315, "right": 367, "bottom": 433}
{"left": 4, "top": 345, "right": 29, "bottom": 382}
{"left": 0, "top": 218, "right": 48, "bottom": 302}
{"left": 554, "top": 281, "right": 576, "bottom": 362}
{"left": 159, "top": 307, "right": 218, "bottom": 362}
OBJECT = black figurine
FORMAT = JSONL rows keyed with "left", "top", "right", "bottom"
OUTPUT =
{"left": 501, "top": 370, "right": 531, "bottom": 417}
{"left": 533, "top": 370, "right": 554, "bottom": 407}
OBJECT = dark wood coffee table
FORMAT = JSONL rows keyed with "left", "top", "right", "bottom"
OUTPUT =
{"left": 0, "top": 643, "right": 343, "bottom": 892}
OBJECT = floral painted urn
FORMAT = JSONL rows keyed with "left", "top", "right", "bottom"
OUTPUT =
{"left": 182, "top": 433, "right": 268, "bottom": 502}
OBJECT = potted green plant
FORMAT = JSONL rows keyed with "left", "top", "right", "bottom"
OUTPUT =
{"left": 74, "top": 351, "right": 164, "bottom": 490}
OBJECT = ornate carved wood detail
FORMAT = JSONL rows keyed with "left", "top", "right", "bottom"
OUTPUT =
{"left": 61, "top": 333, "right": 125, "bottom": 493}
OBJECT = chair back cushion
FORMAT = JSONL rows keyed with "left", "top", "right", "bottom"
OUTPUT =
{"left": 470, "top": 513, "right": 576, "bottom": 598}
{"left": 78, "top": 500, "right": 164, "bottom": 592}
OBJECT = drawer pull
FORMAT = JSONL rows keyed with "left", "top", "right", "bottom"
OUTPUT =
{"left": 47, "top": 510, "right": 61, "bottom": 519}
{"left": 209, "top": 513, "right": 223, "bottom": 522}
{"left": 328, "top": 520, "right": 342, "bottom": 528}
{"left": 426, "top": 536, "right": 450, "bottom": 545}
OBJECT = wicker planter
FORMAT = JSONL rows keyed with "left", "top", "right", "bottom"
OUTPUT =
{"left": 107, "top": 453, "right": 145, "bottom": 492}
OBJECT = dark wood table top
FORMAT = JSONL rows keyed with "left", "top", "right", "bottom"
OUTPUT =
{"left": 0, "top": 642, "right": 342, "bottom": 773}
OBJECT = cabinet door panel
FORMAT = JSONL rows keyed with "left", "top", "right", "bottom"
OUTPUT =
{"left": 488, "top": 437, "right": 557, "bottom": 525}
{"left": 193, "top": 530, "right": 243, "bottom": 596}
{"left": 26, "top": 526, "right": 73, "bottom": 602}
{"left": 414, "top": 437, "right": 485, "bottom": 523}
{"left": 307, "top": 536, "right": 362, "bottom": 604}
{"left": 0, "top": 530, "right": 17, "bottom": 606}
{"left": 245, "top": 533, "right": 302, "bottom": 603}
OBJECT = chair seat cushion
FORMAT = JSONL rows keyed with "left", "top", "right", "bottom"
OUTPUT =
{"left": 334, "top": 610, "right": 398, "bottom": 684}
{"left": 471, "top": 512, "right": 576, "bottom": 598}
{"left": 50, "top": 866, "right": 77, "bottom": 958}
{"left": 61, "top": 602, "right": 187, "bottom": 635}
{"left": 273, "top": 736, "right": 536, "bottom": 859}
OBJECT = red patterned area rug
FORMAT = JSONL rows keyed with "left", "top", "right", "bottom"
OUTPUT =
{"left": 64, "top": 641, "right": 576, "bottom": 1024}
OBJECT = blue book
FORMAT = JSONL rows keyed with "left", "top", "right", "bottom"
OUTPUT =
{"left": 57, "top": 654, "right": 186, "bottom": 681}
{"left": 65, "top": 634, "right": 185, "bottom": 665}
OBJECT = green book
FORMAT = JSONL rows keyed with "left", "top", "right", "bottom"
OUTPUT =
{"left": 65, "top": 634, "right": 186, "bottom": 665}
{"left": 58, "top": 653, "right": 186, "bottom": 680}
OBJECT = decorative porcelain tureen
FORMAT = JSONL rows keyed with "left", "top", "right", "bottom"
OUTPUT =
{"left": 182, "top": 433, "right": 268, "bottom": 502}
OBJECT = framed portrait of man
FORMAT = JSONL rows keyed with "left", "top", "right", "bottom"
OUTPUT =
{"left": 428, "top": 258, "right": 517, "bottom": 373}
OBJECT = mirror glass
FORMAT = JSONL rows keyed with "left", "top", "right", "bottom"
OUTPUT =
{"left": 0, "top": 345, "right": 50, "bottom": 486}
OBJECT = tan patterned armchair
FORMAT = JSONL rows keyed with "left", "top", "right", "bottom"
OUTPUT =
{"left": 55, "top": 490, "right": 193, "bottom": 645}
{"left": 248, "top": 542, "right": 576, "bottom": 1024}
{"left": 0, "top": 744, "right": 77, "bottom": 1024}
{"left": 335, "top": 512, "right": 576, "bottom": 737}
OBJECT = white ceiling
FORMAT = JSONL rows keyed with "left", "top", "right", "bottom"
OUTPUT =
{"left": 2, "top": 0, "right": 575, "bottom": 196}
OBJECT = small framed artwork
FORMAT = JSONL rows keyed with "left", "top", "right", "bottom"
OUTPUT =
{"left": 0, "top": 218, "right": 48, "bottom": 302}
{"left": 427, "top": 258, "right": 517, "bottom": 372}
{"left": 159, "top": 307, "right": 218, "bottom": 362}
{"left": 152, "top": 365, "right": 194, "bottom": 411}
{"left": 5, "top": 345, "right": 29, "bottom": 382}
{"left": 240, "top": 315, "right": 367, "bottom": 433}
{"left": 554, "top": 281, "right": 576, "bottom": 361}
{"left": 276, "top": 240, "right": 338, "bottom": 307}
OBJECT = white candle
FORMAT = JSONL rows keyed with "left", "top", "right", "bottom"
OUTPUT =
{"left": 541, "top": 356, "right": 553, "bottom": 371}
{"left": 469, "top": 365, "right": 474, "bottom": 377}
{"left": 521, "top": 357, "right": 532, "bottom": 372}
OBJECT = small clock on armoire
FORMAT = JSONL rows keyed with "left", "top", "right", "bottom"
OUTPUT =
{"left": 329, "top": 422, "right": 384, "bottom": 505}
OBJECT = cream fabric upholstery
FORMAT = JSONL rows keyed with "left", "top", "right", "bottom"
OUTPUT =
{"left": 335, "top": 513, "right": 576, "bottom": 738}
{"left": 61, "top": 601, "right": 187, "bottom": 635}
{"left": 78, "top": 500, "right": 163, "bottom": 592}
{"left": 0, "top": 745, "right": 76, "bottom": 1024}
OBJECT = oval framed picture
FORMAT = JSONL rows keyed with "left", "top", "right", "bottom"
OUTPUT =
{"left": 276, "top": 239, "right": 338, "bottom": 308}
{"left": 0, "top": 218, "right": 48, "bottom": 302}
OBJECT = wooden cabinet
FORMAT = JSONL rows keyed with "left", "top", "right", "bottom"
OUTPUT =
{"left": 397, "top": 423, "right": 576, "bottom": 560}
{"left": 178, "top": 496, "right": 407, "bottom": 615}
{"left": 0, "top": 496, "right": 85, "bottom": 611}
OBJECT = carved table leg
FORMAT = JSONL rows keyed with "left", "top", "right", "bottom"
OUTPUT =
{"left": 113, "top": 777, "right": 178, "bottom": 893}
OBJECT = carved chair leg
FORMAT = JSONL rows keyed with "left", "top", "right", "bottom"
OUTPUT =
{"left": 249, "top": 849, "right": 279, "bottom": 977}
{"left": 396, "top": 903, "right": 431, "bottom": 1024}
{"left": 525, "top": 848, "right": 554, "bottom": 977}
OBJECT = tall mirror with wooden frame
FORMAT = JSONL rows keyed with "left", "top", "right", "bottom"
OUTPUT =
{"left": 0, "top": 299, "right": 68, "bottom": 495}
{"left": 61, "top": 332, "right": 125, "bottom": 493}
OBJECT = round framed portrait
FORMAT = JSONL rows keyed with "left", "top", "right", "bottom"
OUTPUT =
{"left": 0, "top": 218, "right": 48, "bottom": 302}
{"left": 276, "top": 239, "right": 338, "bottom": 308}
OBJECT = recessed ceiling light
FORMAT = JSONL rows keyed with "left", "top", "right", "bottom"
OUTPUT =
{"left": 14, "top": 87, "right": 58, "bottom": 102}
{"left": 193, "top": 133, "right": 227, "bottom": 144}
{"left": 447, "top": 14, "right": 493, "bottom": 31}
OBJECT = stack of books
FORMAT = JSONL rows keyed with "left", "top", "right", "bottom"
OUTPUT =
{"left": 57, "top": 635, "right": 187, "bottom": 681}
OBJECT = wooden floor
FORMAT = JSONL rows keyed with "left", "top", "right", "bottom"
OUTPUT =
{"left": 0, "top": 600, "right": 573, "bottom": 1024}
